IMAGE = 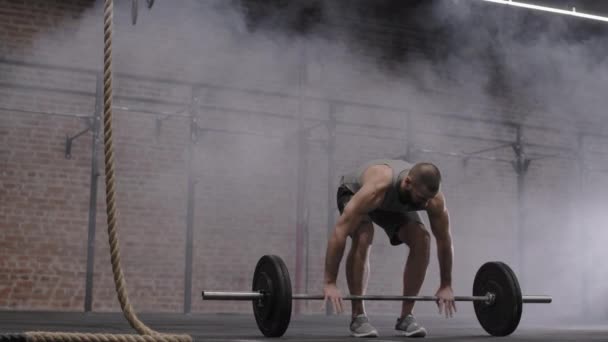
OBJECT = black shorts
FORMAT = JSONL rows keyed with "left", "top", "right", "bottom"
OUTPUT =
{"left": 336, "top": 185, "right": 423, "bottom": 246}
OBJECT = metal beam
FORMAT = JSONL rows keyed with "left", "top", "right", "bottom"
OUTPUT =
{"left": 0, "top": 81, "right": 94, "bottom": 98}
{"left": 325, "top": 106, "right": 337, "bottom": 316}
{"left": 0, "top": 106, "right": 90, "bottom": 118}
{"left": 84, "top": 73, "right": 102, "bottom": 313}
{"left": 0, "top": 58, "right": 97, "bottom": 75}
{"left": 3, "top": 58, "right": 601, "bottom": 137}
{"left": 183, "top": 90, "right": 199, "bottom": 314}
{"left": 512, "top": 126, "right": 530, "bottom": 282}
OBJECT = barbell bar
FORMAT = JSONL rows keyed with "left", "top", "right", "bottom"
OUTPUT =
{"left": 203, "top": 291, "right": 494, "bottom": 302}
{"left": 201, "top": 255, "right": 552, "bottom": 338}
{"left": 203, "top": 291, "right": 551, "bottom": 304}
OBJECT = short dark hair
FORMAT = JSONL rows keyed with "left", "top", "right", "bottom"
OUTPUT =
{"left": 409, "top": 162, "right": 442, "bottom": 193}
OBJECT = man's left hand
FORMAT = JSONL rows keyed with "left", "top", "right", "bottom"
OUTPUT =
{"left": 435, "top": 286, "right": 456, "bottom": 318}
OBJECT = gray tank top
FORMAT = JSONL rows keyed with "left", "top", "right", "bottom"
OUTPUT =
{"left": 339, "top": 159, "right": 417, "bottom": 213}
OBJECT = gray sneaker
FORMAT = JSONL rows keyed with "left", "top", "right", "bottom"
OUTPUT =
{"left": 349, "top": 314, "right": 379, "bottom": 338}
{"left": 395, "top": 314, "right": 427, "bottom": 338}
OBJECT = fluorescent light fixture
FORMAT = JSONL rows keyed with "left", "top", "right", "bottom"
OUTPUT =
{"left": 477, "top": 0, "right": 608, "bottom": 23}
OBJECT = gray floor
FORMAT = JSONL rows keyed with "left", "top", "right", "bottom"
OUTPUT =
{"left": 0, "top": 311, "right": 606, "bottom": 341}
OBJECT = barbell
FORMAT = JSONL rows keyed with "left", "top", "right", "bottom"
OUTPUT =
{"left": 201, "top": 255, "right": 551, "bottom": 337}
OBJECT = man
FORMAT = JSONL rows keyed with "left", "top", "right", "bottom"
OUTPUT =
{"left": 322, "top": 158, "right": 455, "bottom": 338}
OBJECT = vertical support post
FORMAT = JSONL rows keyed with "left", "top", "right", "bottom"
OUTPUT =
{"left": 84, "top": 73, "right": 102, "bottom": 313}
{"left": 576, "top": 133, "right": 588, "bottom": 317}
{"left": 511, "top": 125, "right": 530, "bottom": 283}
{"left": 294, "top": 122, "right": 309, "bottom": 315}
{"left": 184, "top": 87, "right": 199, "bottom": 314}
{"left": 325, "top": 104, "right": 337, "bottom": 315}
{"left": 405, "top": 112, "right": 412, "bottom": 161}
{"left": 293, "top": 40, "right": 308, "bottom": 315}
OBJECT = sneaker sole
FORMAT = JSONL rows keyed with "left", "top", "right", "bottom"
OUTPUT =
{"left": 350, "top": 329, "right": 379, "bottom": 338}
{"left": 401, "top": 327, "right": 427, "bottom": 338}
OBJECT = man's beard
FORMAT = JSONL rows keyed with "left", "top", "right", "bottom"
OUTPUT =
{"left": 398, "top": 188, "right": 412, "bottom": 205}
{"left": 398, "top": 188, "right": 426, "bottom": 210}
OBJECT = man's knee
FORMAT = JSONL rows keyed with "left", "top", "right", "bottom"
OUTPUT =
{"left": 350, "top": 221, "right": 374, "bottom": 252}
{"left": 399, "top": 223, "right": 430, "bottom": 252}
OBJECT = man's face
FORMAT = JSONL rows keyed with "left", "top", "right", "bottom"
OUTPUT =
{"left": 399, "top": 179, "right": 435, "bottom": 210}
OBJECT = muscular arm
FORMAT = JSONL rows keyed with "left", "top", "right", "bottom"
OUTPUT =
{"left": 324, "top": 167, "right": 389, "bottom": 285}
{"left": 427, "top": 192, "right": 453, "bottom": 287}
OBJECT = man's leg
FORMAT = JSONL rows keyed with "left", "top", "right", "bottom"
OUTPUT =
{"left": 346, "top": 219, "right": 374, "bottom": 317}
{"left": 345, "top": 219, "right": 378, "bottom": 338}
{"left": 397, "top": 222, "right": 431, "bottom": 318}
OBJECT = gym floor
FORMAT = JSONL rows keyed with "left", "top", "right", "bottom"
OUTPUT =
{"left": 0, "top": 311, "right": 606, "bottom": 341}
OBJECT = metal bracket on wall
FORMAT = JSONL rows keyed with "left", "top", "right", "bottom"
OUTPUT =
{"left": 112, "top": 103, "right": 191, "bottom": 140}
{"left": 65, "top": 117, "right": 94, "bottom": 159}
{"left": 511, "top": 141, "right": 531, "bottom": 175}
{"left": 131, "top": 0, "right": 155, "bottom": 25}
{"left": 154, "top": 105, "right": 190, "bottom": 139}
{"left": 462, "top": 143, "right": 514, "bottom": 168}
{"left": 190, "top": 117, "right": 205, "bottom": 144}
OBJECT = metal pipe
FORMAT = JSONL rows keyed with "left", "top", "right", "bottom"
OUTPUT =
{"left": 183, "top": 166, "right": 195, "bottom": 314}
{"left": 84, "top": 73, "right": 102, "bottom": 313}
{"left": 0, "top": 81, "right": 95, "bottom": 97}
{"left": 325, "top": 107, "right": 337, "bottom": 316}
{"left": 3, "top": 57, "right": 606, "bottom": 139}
{"left": 522, "top": 296, "right": 553, "bottom": 303}
{"left": 184, "top": 88, "right": 200, "bottom": 314}
{"left": 0, "top": 106, "right": 90, "bottom": 118}
{"left": 293, "top": 294, "right": 492, "bottom": 302}
{"left": 202, "top": 291, "right": 552, "bottom": 303}
{"left": 577, "top": 133, "right": 589, "bottom": 317}
{"left": 513, "top": 126, "right": 530, "bottom": 283}
{"left": 294, "top": 56, "right": 308, "bottom": 315}
{"left": 203, "top": 291, "right": 264, "bottom": 300}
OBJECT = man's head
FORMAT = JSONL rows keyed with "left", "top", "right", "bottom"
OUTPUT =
{"left": 398, "top": 162, "right": 442, "bottom": 209}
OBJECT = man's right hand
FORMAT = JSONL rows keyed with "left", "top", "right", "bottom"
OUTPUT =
{"left": 322, "top": 283, "right": 344, "bottom": 314}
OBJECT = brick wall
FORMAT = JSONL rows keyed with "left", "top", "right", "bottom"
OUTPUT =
{"left": 0, "top": 110, "right": 91, "bottom": 310}
{"left": 1, "top": 0, "right": 607, "bottom": 321}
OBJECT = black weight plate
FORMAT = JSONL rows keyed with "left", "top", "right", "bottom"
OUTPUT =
{"left": 252, "top": 255, "right": 292, "bottom": 337}
{"left": 252, "top": 270, "right": 274, "bottom": 321}
{"left": 473, "top": 261, "right": 523, "bottom": 336}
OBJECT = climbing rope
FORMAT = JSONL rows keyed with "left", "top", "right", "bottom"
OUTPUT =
{"left": 0, "top": 1, "right": 193, "bottom": 341}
